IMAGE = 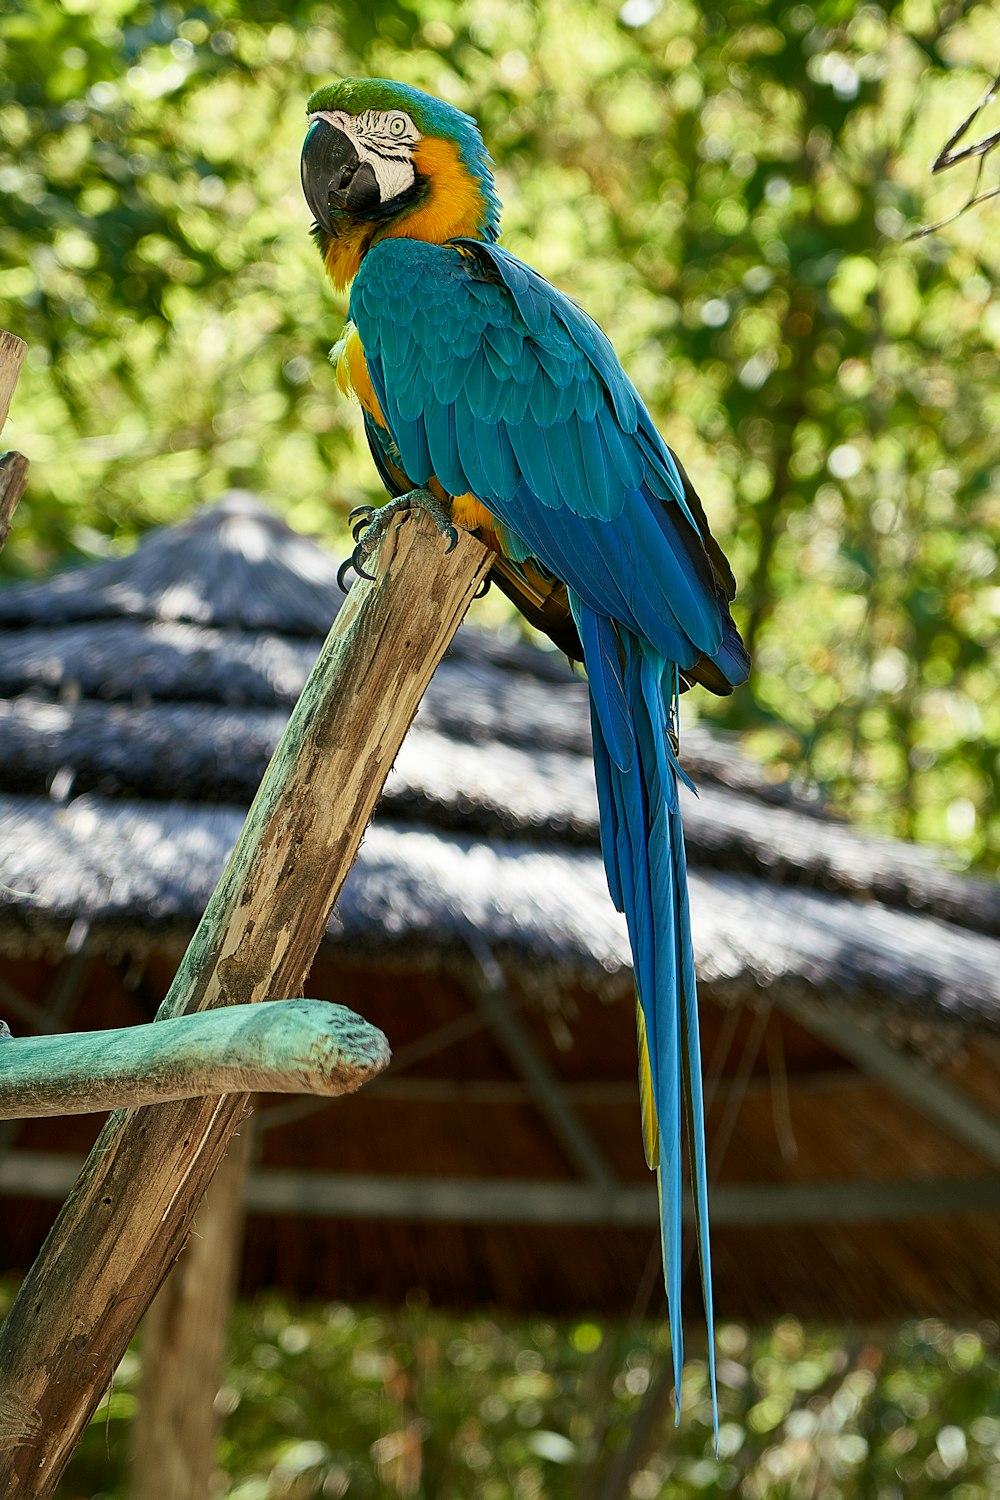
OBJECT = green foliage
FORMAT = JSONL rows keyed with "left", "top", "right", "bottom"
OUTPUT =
{"left": 15, "top": 1283, "right": 999, "bottom": 1500}
{"left": 1, "top": 0, "right": 998, "bottom": 863}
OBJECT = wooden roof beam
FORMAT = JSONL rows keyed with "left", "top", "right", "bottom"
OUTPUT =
{"left": 7, "top": 1152, "right": 1000, "bottom": 1227}
{"left": 362, "top": 1070, "right": 864, "bottom": 1104}
{"left": 776, "top": 995, "right": 1000, "bottom": 1167}
{"left": 244, "top": 1168, "right": 1000, "bottom": 1228}
{"left": 466, "top": 961, "right": 618, "bottom": 1188}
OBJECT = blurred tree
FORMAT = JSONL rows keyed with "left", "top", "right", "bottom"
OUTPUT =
{"left": 0, "top": 0, "right": 997, "bottom": 864}
{"left": 7, "top": 1280, "right": 994, "bottom": 1500}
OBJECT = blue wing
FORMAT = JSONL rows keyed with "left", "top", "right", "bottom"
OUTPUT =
{"left": 351, "top": 239, "right": 747, "bottom": 690}
{"left": 350, "top": 236, "right": 747, "bottom": 1425}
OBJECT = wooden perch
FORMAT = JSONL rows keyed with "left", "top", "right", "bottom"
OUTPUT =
{"left": 0, "top": 509, "right": 491, "bottom": 1494}
{"left": 0, "top": 999, "right": 389, "bottom": 1120}
{"left": 0, "top": 329, "right": 28, "bottom": 552}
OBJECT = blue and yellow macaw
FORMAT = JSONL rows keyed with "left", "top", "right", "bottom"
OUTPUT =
{"left": 301, "top": 79, "right": 749, "bottom": 1421}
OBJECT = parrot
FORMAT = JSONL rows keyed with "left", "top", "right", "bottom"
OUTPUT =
{"left": 300, "top": 78, "right": 750, "bottom": 1425}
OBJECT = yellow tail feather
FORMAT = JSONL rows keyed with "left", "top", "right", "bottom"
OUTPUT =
{"left": 635, "top": 997, "right": 659, "bottom": 1170}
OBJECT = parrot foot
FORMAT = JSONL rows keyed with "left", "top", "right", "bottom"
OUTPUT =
{"left": 338, "top": 489, "right": 458, "bottom": 590}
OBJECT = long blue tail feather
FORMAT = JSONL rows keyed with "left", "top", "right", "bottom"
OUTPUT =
{"left": 573, "top": 593, "right": 718, "bottom": 1436}
{"left": 573, "top": 603, "right": 634, "bottom": 773}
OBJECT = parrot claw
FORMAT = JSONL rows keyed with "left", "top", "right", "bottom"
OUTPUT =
{"left": 339, "top": 488, "right": 460, "bottom": 587}
{"left": 351, "top": 545, "right": 377, "bottom": 582}
{"left": 474, "top": 572, "right": 492, "bottom": 600}
{"left": 348, "top": 505, "right": 375, "bottom": 543}
{"left": 336, "top": 557, "right": 355, "bottom": 593}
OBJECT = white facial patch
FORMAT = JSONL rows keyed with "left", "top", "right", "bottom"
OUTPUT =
{"left": 310, "top": 107, "right": 421, "bottom": 205}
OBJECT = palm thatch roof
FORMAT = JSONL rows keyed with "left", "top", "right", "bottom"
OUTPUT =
{"left": 3, "top": 793, "right": 1000, "bottom": 1029}
{"left": 1, "top": 493, "right": 997, "bottom": 1018}
{"left": 3, "top": 493, "right": 1000, "bottom": 1324}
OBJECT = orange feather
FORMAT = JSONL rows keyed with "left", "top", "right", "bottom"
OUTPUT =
{"left": 380, "top": 137, "right": 488, "bottom": 246}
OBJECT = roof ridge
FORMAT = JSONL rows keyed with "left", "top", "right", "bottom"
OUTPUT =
{"left": 0, "top": 492, "right": 343, "bottom": 634}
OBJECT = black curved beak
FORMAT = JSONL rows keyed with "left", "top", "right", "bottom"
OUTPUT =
{"left": 301, "top": 117, "right": 381, "bottom": 230}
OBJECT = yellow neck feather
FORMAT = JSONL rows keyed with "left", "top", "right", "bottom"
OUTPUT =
{"left": 334, "top": 324, "right": 385, "bottom": 426}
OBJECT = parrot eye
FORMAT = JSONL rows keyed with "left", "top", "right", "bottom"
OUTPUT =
{"left": 388, "top": 114, "right": 408, "bottom": 138}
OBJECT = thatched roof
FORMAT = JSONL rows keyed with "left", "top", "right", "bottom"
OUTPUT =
{"left": 5, "top": 494, "right": 1000, "bottom": 1328}
{"left": 3, "top": 790, "right": 1000, "bottom": 1030}
{"left": 1, "top": 494, "right": 998, "bottom": 1026}
{"left": 0, "top": 491, "right": 342, "bottom": 635}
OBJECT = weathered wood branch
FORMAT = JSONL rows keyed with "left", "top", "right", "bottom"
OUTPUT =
{"left": 0, "top": 329, "right": 28, "bottom": 553}
{"left": 0, "top": 510, "right": 491, "bottom": 1494}
{"left": 0, "top": 999, "right": 389, "bottom": 1120}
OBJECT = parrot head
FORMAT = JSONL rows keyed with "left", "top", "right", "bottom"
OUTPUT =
{"left": 302, "top": 79, "right": 502, "bottom": 289}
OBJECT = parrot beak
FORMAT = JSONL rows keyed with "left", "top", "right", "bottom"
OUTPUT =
{"left": 301, "top": 117, "right": 381, "bottom": 229}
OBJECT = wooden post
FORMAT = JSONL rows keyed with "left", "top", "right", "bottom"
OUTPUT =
{"left": 0, "top": 510, "right": 491, "bottom": 1495}
{"left": 0, "top": 329, "right": 28, "bottom": 552}
{"left": 130, "top": 1125, "right": 255, "bottom": 1500}
{"left": 0, "top": 999, "right": 389, "bottom": 1119}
